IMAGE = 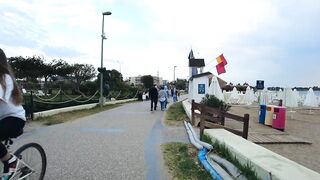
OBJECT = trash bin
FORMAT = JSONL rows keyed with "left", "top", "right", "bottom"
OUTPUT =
{"left": 259, "top": 105, "right": 267, "bottom": 124}
{"left": 265, "top": 105, "right": 275, "bottom": 126}
{"left": 272, "top": 106, "right": 286, "bottom": 131}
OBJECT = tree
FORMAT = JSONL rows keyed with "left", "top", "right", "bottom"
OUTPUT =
{"left": 105, "top": 69, "right": 123, "bottom": 90}
{"left": 98, "top": 69, "right": 123, "bottom": 91}
{"left": 51, "top": 59, "right": 73, "bottom": 78}
{"left": 8, "top": 56, "right": 25, "bottom": 79}
{"left": 8, "top": 56, "right": 44, "bottom": 82}
{"left": 70, "top": 63, "right": 96, "bottom": 92}
{"left": 175, "top": 78, "right": 187, "bottom": 90}
{"left": 40, "top": 60, "right": 54, "bottom": 94}
{"left": 141, "top": 75, "right": 154, "bottom": 88}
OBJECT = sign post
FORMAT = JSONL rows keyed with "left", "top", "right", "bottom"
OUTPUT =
{"left": 256, "top": 80, "right": 264, "bottom": 104}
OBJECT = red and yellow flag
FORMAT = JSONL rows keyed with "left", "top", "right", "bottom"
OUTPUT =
{"left": 216, "top": 63, "right": 226, "bottom": 75}
{"left": 216, "top": 54, "right": 227, "bottom": 66}
{"left": 215, "top": 53, "right": 227, "bottom": 75}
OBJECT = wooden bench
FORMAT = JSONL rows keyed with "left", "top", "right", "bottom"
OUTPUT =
{"left": 191, "top": 100, "right": 249, "bottom": 139}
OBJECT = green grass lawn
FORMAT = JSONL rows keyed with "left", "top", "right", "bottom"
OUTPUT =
{"left": 165, "top": 102, "right": 188, "bottom": 126}
{"left": 162, "top": 102, "right": 211, "bottom": 179}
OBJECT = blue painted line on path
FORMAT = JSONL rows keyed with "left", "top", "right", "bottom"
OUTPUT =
{"left": 144, "top": 115, "right": 164, "bottom": 180}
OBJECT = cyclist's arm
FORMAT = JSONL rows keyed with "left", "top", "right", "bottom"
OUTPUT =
{"left": 0, "top": 74, "right": 14, "bottom": 103}
{"left": 0, "top": 82, "right": 5, "bottom": 102}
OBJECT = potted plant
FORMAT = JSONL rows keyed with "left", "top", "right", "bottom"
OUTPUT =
{"left": 201, "top": 94, "right": 230, "bottom": 112}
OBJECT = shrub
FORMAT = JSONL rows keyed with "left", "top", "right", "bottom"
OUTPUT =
{"left": 200, "top": 94, "right": 230, "bottom": 112}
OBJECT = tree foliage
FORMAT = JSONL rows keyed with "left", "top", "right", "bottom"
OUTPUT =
{"left": 70, "top": 63, "right": 96, "bottom": 91}
{"left": 201, "top": 94, "right": 230, "bottom": 112}
{"left": 175, "top": 78, "right": 187, "bottom": 90}
{"left": 51, "top": 59, "right": 74, "bottom": 78}
{"left": 98, "top": 69, "right": 123, "bottom": 91}
{"left": 8, "top": 56, "right": 44, "bottom": 82}
{"left": 7, "top": 55, "right": 141, "bottom": 98}
{"left": 141, "top": 75, "right": 154, "bottom": 88}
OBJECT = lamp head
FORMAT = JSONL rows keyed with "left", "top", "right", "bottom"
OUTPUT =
{"left": 103, "top": 11, "right": 112, "bottom": 16}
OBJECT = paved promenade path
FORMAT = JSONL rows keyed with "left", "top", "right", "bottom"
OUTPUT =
{"left": 12, "top": 96, "right": 188, "bottom": 180}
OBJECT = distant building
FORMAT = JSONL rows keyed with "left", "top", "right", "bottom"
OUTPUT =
{"left": 188, "top": 72, "right": 212, "bottom": 103}
{"left": 162, "top": 80, "right": 169, "bottom": 85}
{"left": 128, "top": 75, "right": 163, "bottom": 86}
{"left": 187, "top": 52, "right": 227, "bottom": 102}
{"left": 189, "top": 58, "right": 205, "bottom": 77}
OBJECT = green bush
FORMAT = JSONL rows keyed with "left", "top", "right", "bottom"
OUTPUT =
{"left": 79, "top": 81, "right": 98, "bottom": 95}
{"left": 201, "top": 94, "right": 230, "bottom": 112}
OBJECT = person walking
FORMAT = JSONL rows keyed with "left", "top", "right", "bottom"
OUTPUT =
{"left": 149, "top": 84, "right": 158, "bottom": 111}
{"left": 172, "top": 87, "right": 178, "bottom": 102}
{"left": 158, "top": 86, "right": 168, "bottom": 111}
{"left": 142, "top": 92, "right": 146, "bottom": 101}
{"left": 0, "top": 48, "right": 26, "bottom": 179}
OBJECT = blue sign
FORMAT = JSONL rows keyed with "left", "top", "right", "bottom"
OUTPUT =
{"left": 256, "top": 80, "right": 264, "bottom": 90}
{"left": 198, "top": 84, "right": 205, "bottom": 94}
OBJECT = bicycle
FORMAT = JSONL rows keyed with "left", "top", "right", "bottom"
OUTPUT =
{"left": 0, "top": 138, "right": 47, "bottom": 180}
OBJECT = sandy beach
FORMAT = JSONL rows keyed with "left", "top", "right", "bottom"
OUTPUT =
{"left": 228, "top": 105, "right": 320, "bottom": 173}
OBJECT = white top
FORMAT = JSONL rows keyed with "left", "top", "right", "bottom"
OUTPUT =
{"left": 0, "top": 74, "right": 26, "bottom": 121}
{"left": 158, "top": 89, "right": 168, "bottom": 102}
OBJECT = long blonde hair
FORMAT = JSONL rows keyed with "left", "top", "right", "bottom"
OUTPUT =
{"left": 0, "top": 48, "right": 23, "bottom": 105}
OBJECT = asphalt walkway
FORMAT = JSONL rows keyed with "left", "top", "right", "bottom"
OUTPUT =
{"left": 12, "top": 96, "right": 188, "bottom": 179}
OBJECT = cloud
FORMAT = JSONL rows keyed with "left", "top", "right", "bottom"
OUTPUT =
{"left": 1, "top": 0, "right": 320, "bottom": 87}
{"left": 0, "top": 6, "right": 47, "bottom": 48}
{"left": 41, "top": 45, "right": 83, "bottom": 58}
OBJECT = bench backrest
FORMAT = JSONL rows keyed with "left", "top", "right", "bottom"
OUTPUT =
{"left": 191, "top": 100, "right": 249, "bottom": 139}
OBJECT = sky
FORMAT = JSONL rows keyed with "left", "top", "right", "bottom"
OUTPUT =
{"left": 0, "top": 0, "right": 320, "bottom": 87}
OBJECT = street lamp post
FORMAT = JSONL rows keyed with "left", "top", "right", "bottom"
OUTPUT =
{"left": 100, "top": 11, "right": 112, "bottom": 106}
{"left": 173, "top": 66, "right": 177, "bottom": 83}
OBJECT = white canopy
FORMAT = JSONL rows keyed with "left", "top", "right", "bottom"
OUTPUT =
{"left": 228, "top": 87, "right": 239, "bottom": 104}
{"left": 303, "top": 88, "right": 318, "bottom": 107}
{"left": 208, "top": 76, "right": 224, "bottom": 101}
{"left": 277, "top": 89, "right": 284, "bottom": 100}
{"left": 243, "top": 86, "right": 254, "bottom": 105}
{"left": 283, "top": 88, "right": 298, "bottom": 107}
{"left": 259, "top": 88, "right": 269, "bottom": 105}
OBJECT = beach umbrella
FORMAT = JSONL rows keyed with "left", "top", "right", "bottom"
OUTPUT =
{"left": 303, "top": 88, "right": 318, "bottom": 107}
{"left": 229, "top": 87, "right": 239, "bottom": 104}
{"left": 269, "top": 91, "right": 277, "bottom": 102}
{"left": 254, "top": 91, "right": 259, "bottom": 102}
{"left": 277, "top": 89, "right": 284, "bottom": 100}
{"left": 223, "top": 90, "right": 228, "bottom": 102}
{"left": 283, "top": 88, "right": 298, "bottom": 107}
{"left": 259, "top": 88, "right": 269, "bottom": 105}
{"left": 243, "top": 86, "right": 254, "bottom": 105}
{"left": 292, "top": 89, "right": 300, "bottom": 104}
{"left": 208, "top": 76, "right": 224, "bottom": 101}
{"left": 249, "top": 88, "right": 255, "bottom": 103}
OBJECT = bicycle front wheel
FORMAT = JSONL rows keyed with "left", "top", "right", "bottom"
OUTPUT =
{"left": 14, "top": 143, "right": 47, "bottom": 180}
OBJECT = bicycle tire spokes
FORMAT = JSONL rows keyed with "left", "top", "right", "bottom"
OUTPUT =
{"left": 14, "top": 143, "right": 47, "bottom": 180}
{"left": 15, "top": 160, "right": 35, "bottom": 180}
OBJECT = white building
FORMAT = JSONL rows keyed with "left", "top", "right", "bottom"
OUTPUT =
{"left": 188, "top": 72, "right": 212, "bottom": 103}
{"left": 189, "top": 58, "right": 205, "bottom": 78}
{"left": 128, "top": 75, "right": 163, "bottom": 86}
